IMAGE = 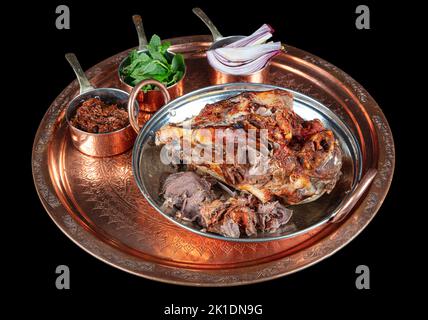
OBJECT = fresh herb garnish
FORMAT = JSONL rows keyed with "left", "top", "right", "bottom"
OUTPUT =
{"left": 121, "top": 35, "right": 185, "bottom": 92}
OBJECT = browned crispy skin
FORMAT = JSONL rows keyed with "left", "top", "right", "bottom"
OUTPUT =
{"left": 156, "top": 89, "right": 342, "bottom": 205}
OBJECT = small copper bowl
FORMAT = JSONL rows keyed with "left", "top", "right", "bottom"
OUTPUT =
{"left": 192, "top": 8, "right": 269, "bottom": 85}
{"left": 210, "top": 60, "right": 271, "bottom": 85}
{"left": 118, "top": 50, "right": 185, "bottom": 112}
{"left": 65, "top": 53, "right": 139, "bottom": 157}
{"left": 208, "top": 36, "right": 271, "bottom": 85}
{"left": 117, "top": 15, "right": 185, "bottom": 113}
{"left": 206, "top": 35, "right": 270, "bottom": 85}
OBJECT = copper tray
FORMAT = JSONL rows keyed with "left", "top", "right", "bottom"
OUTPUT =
{"left": 32, "top": 35, "right": 395, "bottom": 286}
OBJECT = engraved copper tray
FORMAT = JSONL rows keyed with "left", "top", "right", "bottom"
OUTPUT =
{"left": 32, "top": 35, "right": 394, "bottom": 286}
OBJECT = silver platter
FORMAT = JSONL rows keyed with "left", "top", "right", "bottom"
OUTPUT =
{"left": 133, "top": 83, "right": 362, "bottom": 242}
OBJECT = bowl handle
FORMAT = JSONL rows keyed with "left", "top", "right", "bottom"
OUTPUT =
{"left": 127, "top": 79, "right": 171, "bottom": 133}
{"left": 132, "top": 15, "right": 148, "bottom": 51}
{"left": 330, "top": 168, "right": 377, "bottom": 223}
{"left": 192, "top": 8, "right": 223, "bottom": 41}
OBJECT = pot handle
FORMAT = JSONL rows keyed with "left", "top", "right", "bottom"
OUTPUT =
{"left": 127, "top": 79, "right": 171, "bottom": 133}
{"left": 132, "top": 15, "right": 148, "bottom": 51}
{"left": 192, "top": 7, "right": 223, "bottom": 41}
{"left": 65, "top": 53, "right": 95, "bottom": 94}
{"left": 330, "top": 168, "right": 377, "bottom": 223}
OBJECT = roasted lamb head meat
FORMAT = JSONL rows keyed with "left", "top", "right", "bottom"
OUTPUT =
{"left": 156, "top": 89, "right": 342, "bottom": 205}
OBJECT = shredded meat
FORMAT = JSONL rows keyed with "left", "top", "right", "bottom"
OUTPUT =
{"left": 199, "top": 195, "right": 259, "bottom": 238}
{"left": 162, "top": 172, "right": 294, "bottom": 238}
{"left": 71, "top": 97, "right": 129, "bottom": 133}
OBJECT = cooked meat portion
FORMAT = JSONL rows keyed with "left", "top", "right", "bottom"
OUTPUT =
{"left": 199, "top": 195, "right": 259, "bottom": 238}
{"left": 161, "top": 172, "right": 294, "bottom": 238}
{"left": 70, "top": 97, "right": 129, "bottom": 133}
{"left": 198, "top": 194, "right": 293, "bottom": 238}
{"left": 161, "top": 171, "right": 215, "bottom": 221}
{"left": 156, "top": 89, "right": 342, "bottom": 205}
{"left": 257, "top": 201, "right": 293, "bottom": 233}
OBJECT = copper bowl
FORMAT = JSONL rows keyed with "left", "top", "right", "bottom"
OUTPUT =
{"left": 206, "top": 35, "right": 272, "bottom": 85}
{"left": 65, "top": 53, "right": 139, "bottom": 157}
{"left": 66, "top": 88, "right": 138, "bottom": 157}
{"left": 209, "top": 58, "right": 271, "bottom": 84}
{"left": 118, "top": 50, "right": 185, "bottom": 112}
{"left": 192, "top": 8, "right": 269, "bottom": 84}
{"left": 117, "top": 15, "right": 185, "bottom": 113}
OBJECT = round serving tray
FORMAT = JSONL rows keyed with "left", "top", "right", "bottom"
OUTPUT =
{"left": 32, "top": 35, "right": 394, "bottom": 286}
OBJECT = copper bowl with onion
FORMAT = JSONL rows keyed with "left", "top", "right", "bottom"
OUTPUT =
{"left": 193, "top": 8, "right": 276, "bottom": 85}
{"left": 206, "top": 35, "right": 272, "bottom": 84}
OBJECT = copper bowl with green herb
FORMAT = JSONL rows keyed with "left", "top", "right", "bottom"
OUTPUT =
{"left": 118, "top": 34, "right": 186, "bottom": 113}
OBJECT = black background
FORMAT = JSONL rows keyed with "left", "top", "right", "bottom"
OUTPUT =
{"left": 8, "top": 0, "right": 415, "bottom": 316}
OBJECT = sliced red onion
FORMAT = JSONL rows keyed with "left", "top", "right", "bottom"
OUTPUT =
{"left": 207, "top": 24, "right": 283, "bottom": 75}
{"left": 212, "top": 51, "right": 245, "bottom": 67}
{"left": 207, "top": 24, "right": 282, "bottom": 75}
{"left": 214, "top": 42, "right": 281, "bottom": 63}
{"left": 207, "top": 50, "right": 280, "bottom": 75}
{"left": 226, "top": 24, "right": 274, "bottom": 48}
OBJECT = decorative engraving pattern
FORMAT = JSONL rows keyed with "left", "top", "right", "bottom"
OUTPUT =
{"left": 302, "top": 54, "right": 369, "bottom": 103}
{"left": 32, "top": 36, "right": 394, "bottom": 285}
{"left": 372, "top": 115, "right": 395, "bottom": 189}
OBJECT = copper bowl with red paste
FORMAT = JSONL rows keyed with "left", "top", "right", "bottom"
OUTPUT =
{"left": 65, "top": 88, "right": 139, "bottom": 157}
{"left": 71, "top": 97, "right": 129, "bottom": 134}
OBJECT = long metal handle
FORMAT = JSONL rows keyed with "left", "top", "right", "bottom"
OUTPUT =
{"left": 133, "top": 15, "right": 148, "bottom": 51}
{"left": 330, "top": 168, "right": 377, "bottom": 223}
{"left": 65, "top": 53, "right": 94, "bottom": 94}
{"left": 127, "top": 80, "right": 171, "bottom": 133}
{"left": 192, "top": 7, "right": 223, "bottom": 41}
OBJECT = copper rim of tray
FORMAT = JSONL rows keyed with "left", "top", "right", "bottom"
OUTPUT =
{"left": 32, "top": 35, "right": 395, "bottom": 286}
